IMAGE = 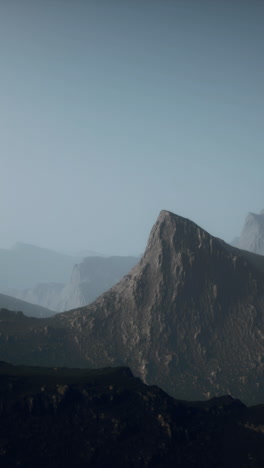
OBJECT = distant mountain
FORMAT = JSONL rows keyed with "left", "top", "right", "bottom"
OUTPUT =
{"left": 0, "top": 242, "right": 81, "bottom": 289}
{"left": 1, "top": 362, "right": 263, "bottom": 468}
{"left": 56, "top": 255, "right": 140, "bottom": 311}
{"left": 9, "top": 256, "right": 139, "bottom": 312}
{"left": 1, "top": 211, "right": 264, "bottom": 405}
{"left": 0, "top": 293, "right": 55, "bottom": 318}
{"left": 232, "top": 209, "right": 264, "bottom": 254}
{"left": 74, "top": 249, "right": 106, "bottom": 257}
{"left": 6, "top": 283, "right": 65, "bottom": 312}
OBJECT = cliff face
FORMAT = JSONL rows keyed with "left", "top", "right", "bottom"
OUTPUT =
{"left": 1, "top": 211, "right": 264, "bottom": 404}
{"left": 232, "top": 209, "right": 264, "bottom": 255}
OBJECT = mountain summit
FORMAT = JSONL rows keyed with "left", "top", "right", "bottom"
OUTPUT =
{"left": 232, "top": 209, "right": 264, "bottom": 255}
{"left": 1, "top": 210, "right": 264, "bottom": 404}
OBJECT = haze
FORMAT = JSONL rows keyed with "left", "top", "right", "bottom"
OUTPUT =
{"left": 1, "top": 0, "right": 263, "bottom": 256}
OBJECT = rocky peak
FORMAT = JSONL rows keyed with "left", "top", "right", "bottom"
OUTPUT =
{"left": 233, "top": 209, "right": 264, "bottom": 255}
{"left": 144, "top": 210, "right": 216, "bottom": 258}
{"left": 128, "top": 211, "right": 240, "bottom": 311}
{"left": 1, "top": 210, "right": 264, "bottom": 405}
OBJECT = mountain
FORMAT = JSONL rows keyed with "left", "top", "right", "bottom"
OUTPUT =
{"left": 1, "top": 362, "right": 263, "bottom": 468}
{"left": 7, "top": 282, "right": 65, "bottom": 312}
{"left": 0, "top": 242, "right": 80, "bottom": 290}
{"left": 56, "top": 255, "right": 139, "bottom": 311}
{"left": 74, "top": 249, "right": 106, "bottom": 257}
{"left": 0, "top": 293, "right": 56, "bottom": 318}
{"left": 232, "top": 209, "right": 264, "bottom": 255}
{"left": 8, "top": 256, "right": 139, "bottom": 312}
{"left": 1, "top": 210, "right": 264, "bottom": 404}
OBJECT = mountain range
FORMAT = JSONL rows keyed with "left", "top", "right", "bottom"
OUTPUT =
{"left": 7, "top": 255, "right": 138, "bottom": 312}
{"left": 1, "top": 210, "right": 264, "bottom": 405}
{"left": 0, "top": 242, "right": 80, "bottom": 290}
{"left": 4, "top": 209, "right": 264, "bottom": 316}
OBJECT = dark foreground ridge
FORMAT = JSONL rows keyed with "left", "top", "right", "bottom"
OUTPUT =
{"left": 1, "top": 362, "right": 264, "bottom": 468}
{"left": 1, "top": 210, "right": 264, "bottom": 404}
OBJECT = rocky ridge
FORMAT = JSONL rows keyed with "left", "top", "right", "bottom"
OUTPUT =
{"left": 1, "top": 362, "right": 264, "bottom": 468}
{"left": 1, "top": 211, "right": 264, "bottom": 404}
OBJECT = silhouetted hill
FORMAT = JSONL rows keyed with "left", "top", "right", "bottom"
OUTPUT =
{"left": 1, "top": 211, "right": 264, "bottom": 405}
{"left": 1, "top": 362, "right": 264, "bottom": 468}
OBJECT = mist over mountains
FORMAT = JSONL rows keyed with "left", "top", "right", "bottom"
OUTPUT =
{"left": 0, "top": 242, "right": 80, "bottom": 290}
{"left": 0, "top": 293, "right": 55, "bottom": 318}
{"left": 1, "top": 0, "right": 263, "bottom": 464}
{"left": 0, "top": 241, "right": 138, "bottom": 313}
{"left": 1, "top": 210, "right": 264, "bottom": 406}
{"left": 2, "top": 209, "right": 264, "bottom": 317}
{"left": 5, "top": 255, "right": 139, "bottom": 313}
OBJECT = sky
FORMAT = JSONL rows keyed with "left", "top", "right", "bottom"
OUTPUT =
{"left": 0, "top": 0, "right": 263, "bottom": 256}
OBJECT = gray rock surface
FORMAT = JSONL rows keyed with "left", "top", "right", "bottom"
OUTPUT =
{"left": 1, "top": 210, "right": 264, "bottom": 405}
{"left": 232, "top": 209, "right": 264, "bottom": 255}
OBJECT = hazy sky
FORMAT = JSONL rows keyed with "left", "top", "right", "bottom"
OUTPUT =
{"left": 1, "top": 0, "right": 263, "bottom": 255}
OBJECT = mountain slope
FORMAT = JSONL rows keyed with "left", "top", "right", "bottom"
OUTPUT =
{"left": 0, "top": 293, "right": 56, "bottom": 318}
{"left": 232, "top": 209, "right": 264, "bottom": 255}
{"left": 1, "top": 211, "right": 264, "bottom": 404}
{"left": 56, "top": 255, "right": 139, "bottom": 311}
